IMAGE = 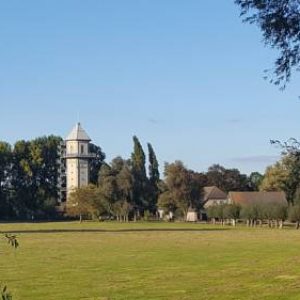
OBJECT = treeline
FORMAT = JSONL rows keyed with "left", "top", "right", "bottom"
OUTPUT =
{"left": 4, "top": 134, "right": 298, "bottom": 222}
{"left": 206, "top": 202, "right": 300, "bottom": 229}
{"left": 67, "top": 137, "right": 261, "bottom": 221}
{"left": 206, "top": 203, "right": 300, "bottom": 229}
{"left": 259, "top": 151, "right": 300, "bottom": 203}
{"left": 0, "top": 136, "right": 105, "bottom": 219}
{"left": 206, "top": 140, "right": 300, "bottom": 229}
{"left": 67, "top": 137, "right": 161, "bottom": 221}
{"left": 0, "top": 136, "right": 62, "bottom": 219}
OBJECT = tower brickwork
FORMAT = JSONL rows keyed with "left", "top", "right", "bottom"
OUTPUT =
{"left": 65, "top": 123, "right": 94, "bottom": 200}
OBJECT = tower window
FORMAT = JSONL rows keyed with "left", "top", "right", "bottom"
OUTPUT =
{"left": 81, "top": 145, "right": 84, "bottom": 154}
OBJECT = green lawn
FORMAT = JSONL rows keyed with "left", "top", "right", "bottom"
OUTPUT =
{"left": 0, "top": 222, "right": 300, "bottom": 300}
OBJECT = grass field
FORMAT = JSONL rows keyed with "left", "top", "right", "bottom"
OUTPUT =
{"left": 0, "top": 222, "right": 300, "bottom": 300}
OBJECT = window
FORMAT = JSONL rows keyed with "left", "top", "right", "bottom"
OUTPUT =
{"left": 81, "top": 145, "right": 84, "bottom": 154}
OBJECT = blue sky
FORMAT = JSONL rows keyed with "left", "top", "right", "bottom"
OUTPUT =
{"left": 1, "top": 1, "right": 300, "bottom": 174}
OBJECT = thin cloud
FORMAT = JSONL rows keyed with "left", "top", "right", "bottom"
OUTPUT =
{"left": 148, "top": 118, "right": 160, "bottom": 124}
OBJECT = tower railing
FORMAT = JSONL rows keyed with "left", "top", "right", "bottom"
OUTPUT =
{"left": 64, "top": 153, "right": 96, "bottom": 159}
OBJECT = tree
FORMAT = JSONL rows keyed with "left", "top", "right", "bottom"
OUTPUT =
{"left": 206, "top": 164, "right": 226, "bottom": 190}
{"left": 10, "top": 136, "right": 62, "bottom": 218}
{"left": 260, "top": 153, "right": 300, "bottom": 203}
{"left": 214, "top": 204, "right": 227, "bottom": 225}
{"left": 206, "top": 204, "right": 226, "bottom": 225}
{"left": 0, "top": 142, "right": 12, "bottom": 217}
{"left": 272, "top": 139, "right": 300, "bottom": 204}
{"left": 97, "top": 157, "right": 134, "bottom": 221}
{"left": 66, "top": 185, "right": 97, "bottom": 222}
{"left": 164, "top": 161, "right": 202, "bottom": 217}
{"left": 248, "top": 172, "right": 264, "bottom": 191}
{"left": 260, "top": 161, "right": 288, "bottom": 192}
{"left": 97, "top": 162, "right": 119, "bottom": 216}
{"left": 206, "top": 164, "right": 250, "bottom": 192}
{"left": 131, "top": 136, "right": 149, "bottom": 215}
{"left": 115, "top": 159, "right": 134, "bottom": 221}
{"left": 206, "top": 205, "right": 218, "bottom": 224}
{"left": 235, "top": 0, "right": 300, "bottom": 88}
{"left": 281, "top": 153, "right": 300, "bottom": 204}
{"left": 288, "top": 191, "right": 300, "bottom": 229}
{"left": 89, "top": 143, "right": 106, "bottom": 185}
{"left": 157, "top": 191, "right": 177, "bottom": 213}
{"left": 34, "top": 136, "right": 62, "bottom": 214}
{"left": 224, "top": 203, "right": 241, "bottom": 226}
{"left": 112, "top": 200, "right": 132, "bottom": 222}
{"left": 131, "top": 136, "right": 146, "bottom": 178}
{"left": 272, "top": 203, "right": 288, "bottom": 228}
{"left": 289, "top": 204, "right": 300, "bottom": 229}
{"left": 147, "top": 143, "right": 160, "bottom": 212}
{"left": 116, "top": 161, "right": 133, "bottom": 203}
{"left": 241, "top": 203, "right": 260, "bottom": 226}
{"left": 260, "top": 203, "right": 274, "bottom": 227}
{"left": 148, "top": 143, "right": 160, "bottom": 185}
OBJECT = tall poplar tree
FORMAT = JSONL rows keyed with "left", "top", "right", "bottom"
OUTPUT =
{"left": 131, "top": 136, "right": 148, "bottom": 214}
{"left": 147, "top": 143, "right": 160, "bottom": 212}
{"left": 148, "top": 143, "right": 160, "bottom": 185}
{"left": 132, "top": 136, "right": 146, "bottom": 177}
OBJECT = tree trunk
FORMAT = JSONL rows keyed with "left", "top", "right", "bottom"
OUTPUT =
{"left": 296, "top": 221, "right": 300, "bottom": 229}
{"left": 232, "top": 219, "right": 236, "bottom": 227}
{"left": 279, "top": 220, "right": 283, "bottom": 229}
{"left": 79, "top": 214, "right": 82, "bottom": 223}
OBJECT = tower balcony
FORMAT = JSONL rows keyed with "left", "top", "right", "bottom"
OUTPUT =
{"left": 64, "top": 153, "right": 96, "bottom": 159}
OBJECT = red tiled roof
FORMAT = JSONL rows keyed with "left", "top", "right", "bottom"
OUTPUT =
{"left": 228, "top": 191, "right": 287, "bottom": 206}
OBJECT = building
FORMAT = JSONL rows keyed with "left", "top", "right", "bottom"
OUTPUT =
{"left": 57, "top": 123, "right": 95, "bottom": 204}
{"left": 228, "top": 191, "right": 288, "bottom": 207}
{"left": 186, "top": 208, "right": 198, "bottom": 222}
{"left": 57, "top": 142, "right": 67, "bottom": 203}
{"left": 203, "top": 186, "right": 228, "bottom": 209}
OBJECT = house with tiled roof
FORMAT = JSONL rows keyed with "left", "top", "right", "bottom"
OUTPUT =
{"left": 203, "top": 186, "right": 227, "bottom": 209}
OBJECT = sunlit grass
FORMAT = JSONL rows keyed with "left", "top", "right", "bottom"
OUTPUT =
{"left": 0, "top": 222, "right": 299, "bottom": 299}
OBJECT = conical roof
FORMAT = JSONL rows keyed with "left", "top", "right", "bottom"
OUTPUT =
{"left": 66, "top": 122, "right": 91, "bottom": 141}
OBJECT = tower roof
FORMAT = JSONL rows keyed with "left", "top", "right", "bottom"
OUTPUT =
{"left": 66, "top": 122, "right": 91, "bottom": 141}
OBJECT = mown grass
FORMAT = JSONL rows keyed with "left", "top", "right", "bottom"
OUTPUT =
{"left": 0, "top": 222, "right": 300, "bottom": 299}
